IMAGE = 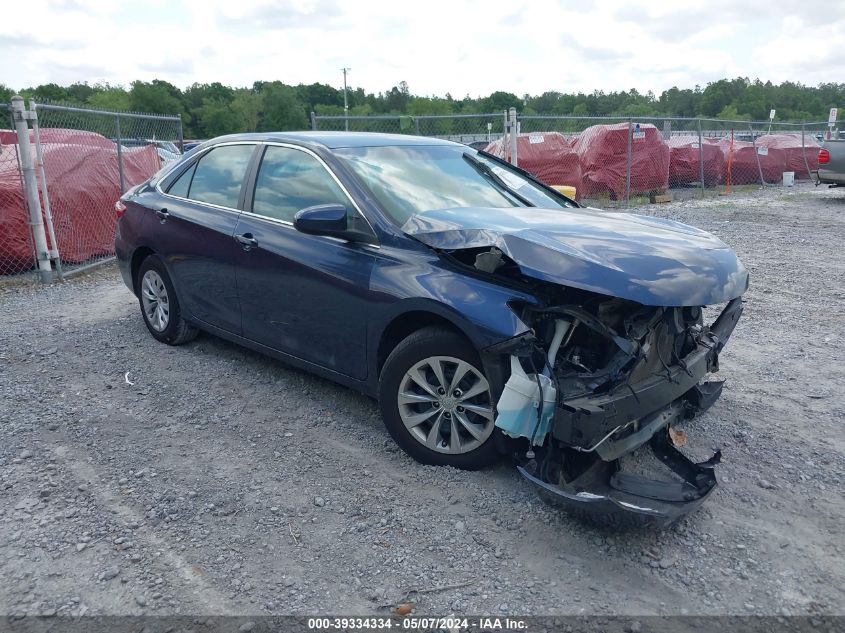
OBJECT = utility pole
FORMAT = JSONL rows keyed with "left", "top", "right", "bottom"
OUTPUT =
{"left": 341, "top": 67, "right": 351, "bottom": 131}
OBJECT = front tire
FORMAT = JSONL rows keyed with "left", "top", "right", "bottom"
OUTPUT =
{"left": 378, "top": 327, "right": 500, "bottom": 470}
{"left": 137, "top": 255, "right": 198, "bottom": 346}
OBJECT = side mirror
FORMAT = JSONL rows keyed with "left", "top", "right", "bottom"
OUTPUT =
{"left": 293, "top": 203, "right": 376, "bottom": 244}
{"left": 293, "top": 204, "right": 348, "bottom": 236}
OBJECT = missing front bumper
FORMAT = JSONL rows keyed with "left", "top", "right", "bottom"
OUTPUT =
{"left": 552, "top": 297, "right": 743, "bottom": 458}
{"left": 517, "top": 429, "right": 721, "bottom": 528}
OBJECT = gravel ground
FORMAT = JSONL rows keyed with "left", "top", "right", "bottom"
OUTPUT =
{"left": 1, "top": 183, "right": 843, "bottom": 619}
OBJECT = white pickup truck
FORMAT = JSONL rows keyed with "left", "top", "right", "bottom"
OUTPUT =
{"left": 814, "top": 138, "right": 845, "bottom": 186}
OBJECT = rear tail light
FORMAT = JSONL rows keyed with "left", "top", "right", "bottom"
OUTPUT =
{"left": 115, "top": 200, "right": 127, "bottom": 217}
{"left": 819, "top": 148, "right": 830, "bottom": 164}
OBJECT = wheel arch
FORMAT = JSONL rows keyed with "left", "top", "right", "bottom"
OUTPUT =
{"left": 376, "top": 310, "right": 471, "bottom": 378}
{"left": 373, "top": 303, "right": 511, "bottom": 401}
{"left": 130, "top": 246, "right": 156, "bottom": 296}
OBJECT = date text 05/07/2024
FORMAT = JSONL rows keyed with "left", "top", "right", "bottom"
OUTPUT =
{"left": 307, "top": 616, "right": 529, "bottom": 631}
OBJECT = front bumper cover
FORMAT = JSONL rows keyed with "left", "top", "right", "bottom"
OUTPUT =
{"left": 518, "top": 422, "right": 722, "bottom": 528}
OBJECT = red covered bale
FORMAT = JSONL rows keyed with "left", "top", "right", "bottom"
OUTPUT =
{"left": 1, "top": 130, "right": 160, "bottom": 271}
{"left": 574, "top": 123, "right": 669, "bottom": 199}
{"left": 668, "top": 135, "right": 726, "bottom": 187}
{"left": 716, "top": 137, "right": 786, "bottom": 185}
{"left": 755, "top": 134, "right": 819, "bottom": 178}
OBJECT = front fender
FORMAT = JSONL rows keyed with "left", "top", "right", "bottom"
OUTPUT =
{"left": 367, "top": 249, "right": 538, "bottom": 391}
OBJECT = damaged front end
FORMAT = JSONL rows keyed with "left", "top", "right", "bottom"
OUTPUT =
{"left": 402, "top": 205, "right": 748, "bottom": 527}
{"left": 485, "top": 294, "right": 742, "bottom": 527}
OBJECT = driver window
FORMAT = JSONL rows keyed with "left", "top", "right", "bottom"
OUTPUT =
{"left": 252, "top": 146, "right": 353, "bottom": 222}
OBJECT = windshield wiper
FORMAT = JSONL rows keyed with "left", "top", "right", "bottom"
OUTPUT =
{"left": 462, "top": 152, "right": 534, "bottom": 207}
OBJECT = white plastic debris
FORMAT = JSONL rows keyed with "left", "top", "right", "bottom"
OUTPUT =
{"left": 494, "top": 319, "right": 569, "bottom": 445}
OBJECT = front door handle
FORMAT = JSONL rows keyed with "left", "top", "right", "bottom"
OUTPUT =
{"left": 155, "top": 208, "right": 170, "bottom": 223}
{"left": 235, "top": 233, "right": 258, "bottom": 250}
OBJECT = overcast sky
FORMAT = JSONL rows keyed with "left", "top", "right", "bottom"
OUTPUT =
{"left": 2, "top": 0, "right": 843, "bottom": 96}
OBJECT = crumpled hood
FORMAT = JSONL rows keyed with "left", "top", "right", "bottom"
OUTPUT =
{"left": 402, "top": 206, "right": 749, "bottom": 307}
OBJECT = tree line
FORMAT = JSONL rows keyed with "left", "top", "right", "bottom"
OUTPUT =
{"left": 1, "top": 77, "right": 843, "bottom": 139}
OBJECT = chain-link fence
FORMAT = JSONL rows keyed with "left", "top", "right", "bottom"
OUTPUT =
{"left": 0, "top": 99, "right": 182, "bottom": 281}
{"left": 313, "top": 111, "right": 833, "bottom": 208}
{"left": 1, "top": 103, "right": 835, "bottom": 282}
{"left": 0, "top": 102, "right": 36, "bottom": 277}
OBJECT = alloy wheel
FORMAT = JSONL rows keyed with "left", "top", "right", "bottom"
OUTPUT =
{"left": 141, "top": 269, "right": 170, "bottom": 332}
{"left": 397, "top": 355, "right": 494, "bottom": 454}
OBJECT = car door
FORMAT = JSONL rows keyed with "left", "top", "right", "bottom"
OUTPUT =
{"left": 154, "top": 143, "right": 257, "bottom": 334}
{"left": 233, "top": 143, "right": 377, "bottom": 380}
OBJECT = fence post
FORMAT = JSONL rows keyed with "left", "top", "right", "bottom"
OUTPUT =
{"left": 115, "top": 113, "right": 126, "bottom": 194}
{"left": 508, "top": 107, "right": 518, "bottom": 167}
{"left": 625, "top": 118, "right": 633, "bottom": 204}
{"left": 28, "top": 99, "right": 63, "bottom": 279}
{"left": 310, "top": 111, "right": 317, "bottom": 131}
{"left": 749, "top": 122, "right": 765, "bottom": 186}
{"left": 697, "top": 118, "right": 705, "bottom": 197}
{"left": 801, "top": 122, "right": 811, "bottom": 179}
{"left": 12, "top": 95, "right": 52, "bottom": 283}
{"left": 414, "top": 117, "right": 420, "bottom": 135}
{"left": 177, "top": 114, "right": 184, "bottom": 152}
{"left": 503, "top": 110, "right": 509, "bottom": 159}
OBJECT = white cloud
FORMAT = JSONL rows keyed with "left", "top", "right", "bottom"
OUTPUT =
{"left": 0, "top": 0, "right": 842, "bottom": 96}
{"left": 753, "top": 15, "right": 845, "bottom": 84}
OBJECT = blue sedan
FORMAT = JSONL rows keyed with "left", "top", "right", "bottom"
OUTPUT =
{"left": 115, "top": 132, "right": 747, "bottom": 527}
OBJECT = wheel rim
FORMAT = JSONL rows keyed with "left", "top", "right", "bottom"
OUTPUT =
{"left": 397, "top": 355, "right": 494, "bottom": 455}
{"left": 140, "top": 270, "right": 170, "bottom": 332}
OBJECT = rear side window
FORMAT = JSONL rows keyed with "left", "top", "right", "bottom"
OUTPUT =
{"left": 166, "top": 163, "right": 195, "bottom": 198}
{"left": 252, "top": 146, "right": 351, "bottom": 222}
{"left": 176, "top": 144, "right": 254, "bottom": 208}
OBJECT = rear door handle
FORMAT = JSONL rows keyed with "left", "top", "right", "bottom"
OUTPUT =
{"left": 155, "top": 208, "right": 170, "bottom": 223}
{"left": 235, "top": 233, "right": 258, "bottom": 250}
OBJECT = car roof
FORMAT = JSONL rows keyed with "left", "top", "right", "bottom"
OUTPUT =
{"left": 204, "top": 131, "right": 461, "bottom": 149}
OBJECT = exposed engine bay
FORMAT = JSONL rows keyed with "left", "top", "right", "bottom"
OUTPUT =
{"left": 450, "top": 245, "right": 744, "bottom": 527}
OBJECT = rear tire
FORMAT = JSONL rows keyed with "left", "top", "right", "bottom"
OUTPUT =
{"left": 136, "top": 255, "right": 198, "bottom": 346}
{"left": 378, "top": 327, "right": 500, "bottom": 470}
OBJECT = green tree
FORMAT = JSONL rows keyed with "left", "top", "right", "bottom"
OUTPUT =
{"left": 128, "top": 80, "right": 183, "bottom": 115}
{"left": 66, "top": 82, "right": 95, "bottom": 103}
{"left": 3, "top": 76, "right": 844, "bottom": 130}
{"left": 479, "top": 91, "right": 521, "bottom": 112}
{"left": 183, "top": 82, "right": 235, "bottom": 135}
{"left": 658, "top": 87, "right": 700, "bottom": 117}
{"left": 87, "top": 84, "right": 131, "bottom": 111}
{"left": 716, "top": 104, "right": 750, "bottom": 121}
{"left": 0, "top": 83, "right": 14, "bottom": 105}
{"left": 349, "top": 103, "right": 373, "bottom": 116}
{"left": 407, "top": 96, "right": 454, "bottom": 116}
{"left": 230, "top": 89, "right": 261, "bottom": 134}
{"left": 384, "top": 81, "right": 410, "bottom": 113}
{"left": 298, "top": 83, "right": 342, "bottom": 111}
{"left": 27, "top": 83, "right": 71, "bottom": 103}
{"left": 314, "top": 103, "right": 344, "bottom": 116}
{"left": 196, "top": 97, "right": 241, "bottom": 137}
{"left": 258, "top": 82, "right": 307, "bottom": 131}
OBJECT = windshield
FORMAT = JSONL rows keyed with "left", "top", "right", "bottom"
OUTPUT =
{"left": 334, "top": 144, "right": 572, "bottom": 226}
